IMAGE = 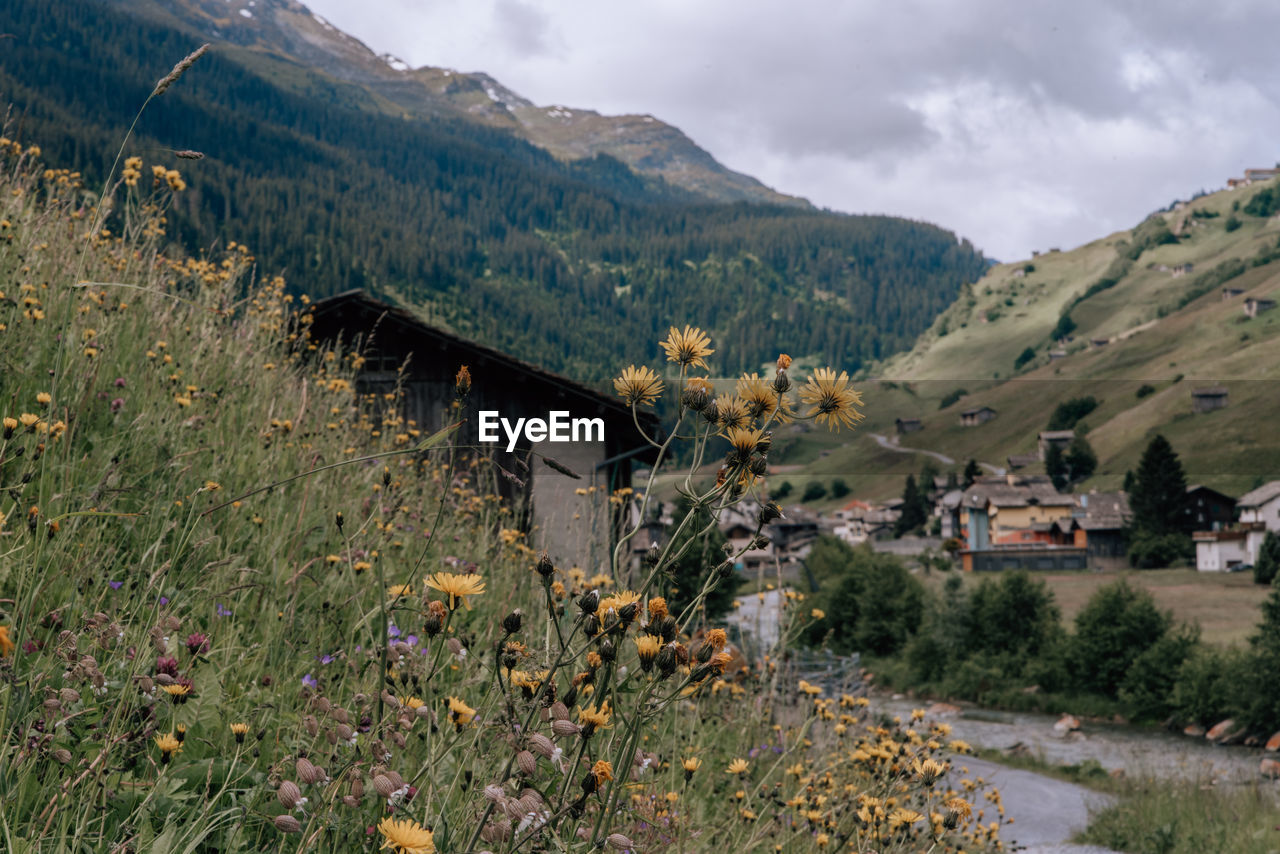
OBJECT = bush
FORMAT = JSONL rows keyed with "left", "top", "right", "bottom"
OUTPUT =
{"left": 1047, "top": 395, "right": 1098, "bottom": 430}
{"left": 1127, "top": 531, "right": 1193, "bottom": 568}
{"left": 1119, "top": 624, "right": 1201, "bottom": 722}
{"left": 1170, "top": 645, "right": 1247, "bottom": 727}
{"left": 1072, "top": 580, "right": 1172, "bottom": 698}
{"left": 801, "top": 481, "right": 828, "bottom": 502}
{"left": 808, "top": 544, "right": 924, "bottom": 656}
{"left": 939, "top": 387, "right": 968, "bottom": 409}
{"left": 1052, "top": 312, "right": 1077, "bottom": 340}
{"left": 1014, "top": 347, "right": 1036, "bottom": 369}
{"left": 1224, "top": 214, "right": 1241, "bottom": 232}
{"left": 772, "top": 480, "right": 793, "bottom": 499}
{"left": 830, "top": 478, "right": 850, "bottom": 499}
{"left": 1136, "top": 383, "right": 1156, "bottom": 399}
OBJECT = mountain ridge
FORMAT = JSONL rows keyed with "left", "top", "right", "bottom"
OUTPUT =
{"left": 114, "top": 0, "right": 808, "bottom": 208}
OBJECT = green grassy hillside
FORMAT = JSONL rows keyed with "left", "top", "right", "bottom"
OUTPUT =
{"left": 775, "top": 183, "right": 1280, "bottom": 501}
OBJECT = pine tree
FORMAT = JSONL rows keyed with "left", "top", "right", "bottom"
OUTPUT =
{"left": 1065, "top": 435, "right": 1098, "bottom": 484}
{"left": 962, "top": 459, "right": 982, "bottom": 488}
{"left": 1129, "top": 435, "right": 1190, "bottom": 537}
{"left": 1045, "top": 443, "right": 1068, "bottom": 491}
{"left": 895, "top": 475, "right": 930, "bottom": 536}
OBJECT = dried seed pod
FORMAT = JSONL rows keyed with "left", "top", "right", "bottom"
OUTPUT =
{"left": 342, "top": 794, "right": 358, "bottom": 808}
{"left": 529, "top": 733, "right": 555, "bottom": 757}
{"left": 551, "top": 719, "right": 580, "bottom": 738}
{"left": 606, "top": 833, "right": 636, "bottom": 850}
{"left": 303, "top": 715, "right": 319, "bottom": 737}
{"left": 295, "top": 758, "right": 319, "bottom": 784}
{"left": 384, "top": 770, "right": 405, "bottom": 790}
{"left": 372, "top": 774, "right": 396, "bottom": 798}
{"left": 517, "top": 750, "right": 537, "bottom": 776}
{"left": 277, "top": 780, "right": 302, "bottom": 809}
{"left": 331, "top": 706, "right": 350, "bottom": 725}
{"left": 273, "top": 814, "right": 302, "bottom": 833}
{"left": 52, "top": 748, "right": 72, "bottom": 764}
{"left": 549, "top": 701, "right": 569, "bottom": 721}
{"left": 483, "top": 783, "right": 507, "bottom": 803}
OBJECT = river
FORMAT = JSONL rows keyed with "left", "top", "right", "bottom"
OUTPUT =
{"left": 869, "top": 696, "right": 1277, "bottom": 854}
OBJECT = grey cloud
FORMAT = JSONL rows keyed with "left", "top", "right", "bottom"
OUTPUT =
{"left": 492, "top": 0, "right": 553, "bottom": 59}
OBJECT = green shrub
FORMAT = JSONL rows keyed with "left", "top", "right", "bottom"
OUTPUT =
{"left": 1170, "top": 645, "right": 1247, "bottom": 727}
{"left": 830, "top": 478, "right": 850, "bottom": 499}
{"left": 1224, "top": 214, "right": 1241, "bottom": 232}
{"left": 1119, "top": 623, "right": 1201, "bottom": 721}
{"left": 1014, "top": 347, "right": 1036, "bottom": 369}
{"left": 808, "top": 543, "right": 924, "bottom": 656}
{"left": 939, "top": 387, "right": 968, "bottom": 410}
{"left": 1072, "top": 580, "right": 1171, "bottom": 698}
{"left": 802, "top": 481, "right": 828, "bottom": 502}
{"left": 1135, "top": 383, "right": 1156, "bottom": 399}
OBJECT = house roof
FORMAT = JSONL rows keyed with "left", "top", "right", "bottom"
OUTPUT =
{"left": 962, "top": 474, "right": 1070, "bottom": 510}
{"left": 308, "top": 290, "right": 661, "bottom": 438}
{"left": 1007, "top": 453, "right": 1040, "bottom": 468}
{"left": 1185, "top": 484, "right": 1236, "bottom": 503}
{"left": 1238, "top": 480, "right": 1280, "bottom": 509}
{"left": 1038, "top": 430, "right": 1075, "bottom": 441}
{"left": 961, "top": 406, "right": 996, "bottom": 416}
{"left": 1192, "top": 386, "right": 1229, "bottom": 397}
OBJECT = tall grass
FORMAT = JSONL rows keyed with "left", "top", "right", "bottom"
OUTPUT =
{"left": 0, "top": 65, "right": 1004, "bottom": 852}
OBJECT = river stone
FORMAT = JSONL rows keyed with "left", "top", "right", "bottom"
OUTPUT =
{"left": 1266, "top": 731, "right": 1280, "bottom": 752}
{"left": 1183, "top": 724, "right": 1206, "bottom": 737}
{"left": 1206, "top": 718, "right": 1240, "bottom": 743}
{"left": 926, "top": 702, "right": 962, "bottom": 717}
{"left": 1053, "top": 714, "right": 1081, "bottom": 735}
{"left": 1260, "top": 757, "right": 1280, "bottom": 778}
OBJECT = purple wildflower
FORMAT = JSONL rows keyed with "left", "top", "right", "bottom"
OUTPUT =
{"left": 108, "top": 580, "right": 123, "bottom": 590}
{"left": 302, "top": 673, "right": 318, "bottom": 690}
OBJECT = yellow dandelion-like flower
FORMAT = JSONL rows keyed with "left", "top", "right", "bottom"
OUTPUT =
{"left": 798, "top": 367, "right": 864, "bottom": 431}
{"left": 424, "top": 571, "right": 486, "bottom": 610}
{"left": 0, "top": 625, "right": 14, "bottom": 657}
{"left": 736, "top": 373, "right": 791, "bottom": 420}
{"left": 19, "top": 413, "right": 40, "bottom": 431}
{"left": 682, "top": 756, "right": 702, "bottom": 777}
{"left": 35, "top": 392, "right": 51, "bottom": 406}
{"left": 613, "top": 365, "right": 664, "bottom": 407}
{"left": 715, "top": 395, "right": 752, "bottom": 431}
{"left": 402, "top": 696, "right": 425, "bottom": 710}
{"left": 726, "top": 758, "right": 749, "bottom": 775}
{"left": 445, "top": 696, "right": 476, "bottom": 727}
{"left": 725, "top": 426, "right": 763, "bottom": 461}
{"left": 155, "top": 732, "right": 182, "bottom": 763}
{"left": 591, "top": 759, "right": 614, "bottom": 784}
{"left": 944, "top": 797, "right": 972, "bottom": 820}
{"left": 229, "top": 722, "right": 249, "bottom": 743}
{"left": 387, "top": 584, "right": 413, "bottom": 599}
{"left": 377, "top": 816, "right": 436, "bottom": 854}
{"left": 576, "top": 701, "right": 612, "bottom": 731}
{"left": 660, "top": 325, "right": 714, "bottom": 369}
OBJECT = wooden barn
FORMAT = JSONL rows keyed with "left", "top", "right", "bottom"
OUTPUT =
{"left": 307, "top": 291, "right": 661, "bottom": 567}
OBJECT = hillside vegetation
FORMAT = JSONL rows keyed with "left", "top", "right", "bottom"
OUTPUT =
{"left": 0, "top": 0, "right": 986, "bottom": 383}
{"left": 776, "top": 181, "right": 1280, "bottom": 500}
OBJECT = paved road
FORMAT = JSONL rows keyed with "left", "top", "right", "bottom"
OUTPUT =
{"left": 956, "top": 756, "right": 1119, "bottom": 854}
{"left": 869, "top": 433, "right": 1006, "bottom": 475}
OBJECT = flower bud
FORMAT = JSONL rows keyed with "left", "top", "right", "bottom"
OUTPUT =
{"left": 529, "top": 734, "right": 555, "bottom": 757}
{"left": 295, "top": 758, "right": 319, "bottom": 785}
{"left": 758, "top": 502, "right": 783, "bottom": 524}
{"left": 656, "top": 644, "right": 678, "bottom": 679}
{"left": 578, "top": 589, "right": 599, "bottom": 615}
{"left": 517, "top": 750, "right": 537, "bottom": 776}
{"left": 597, "top": 637, "right": 616, "bottom": 663}
{"left": 373, "top": 774, "right": 396, "bottom": 798}
{"left": 549, "top": 701, "right": 569, "bottom": 721}
{"left": 535, "top": 553, "right": 555, "bottom": 578}
{"left": 52, "top": 748, "right": 72, "bottom": 764}
{"left": 502, "top": 609, "right": 523, "bottom": 634}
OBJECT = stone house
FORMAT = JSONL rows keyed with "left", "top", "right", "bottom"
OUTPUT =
{"left": 1037, "top": 430, "right": 1075, "bottom": 462}
{"left": 959, "top": 406, "right": 997, "bottom": 427}
{"left": 1245, "top": 297, "right": 1277, "bottom": 318}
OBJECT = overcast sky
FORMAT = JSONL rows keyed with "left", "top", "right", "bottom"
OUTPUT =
{"left": 304, "top": 0, "right": 1280, "bottom": 261}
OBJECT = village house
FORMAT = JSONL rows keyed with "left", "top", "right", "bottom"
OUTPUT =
{"left": 1170, "top": 263, "right": 1194, "bottom": 277}
{"left": 1238, "top": 481, "right": 1280, "bottom": 531}
{"left": 1185, "top": 485, "right": 1236, "bottom": 532}
{"left": 895, "top": 417, "right": 923, "bottom": 434}
{"left": 1048, "top": 349, "right": 1068, "bottom": 361}
{"left": 1191, "top": 386, "right": 1229, "bottom": 413}
{"left": 1037, "top": 430, "right": 1075, "bottom": 461}
{"left": 1194, "top": 482, "right": 1280, "bottom": 571}
{"left": 1051, "top": 491, "right": 1131, "bottom": 571}
{"left": 961, "top": 474, "right": 1076, "bottom": 548}
{"left": 1090, "top": 338, "right": 1109, "bottom": 348}
{"left": 1244, "top": 168, "right": 1280, "bottom": 183}
{"left": 1222, "top": 287, "right": 1246, "bottom": 300}
{"left": 307, "top": 291, "right": 661, "bottom": 566}
{"left": 1195, "top": 525, "right": 1267, "bottom": 572}
{"left": 1006, "top": 453, "right": 1040, "bottom": 471}
{"left": 959, "top": 406, "right": 997, "bottom": 427}
{"left": 1245, "top": 297, "right": 1277, "bottom": 318}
